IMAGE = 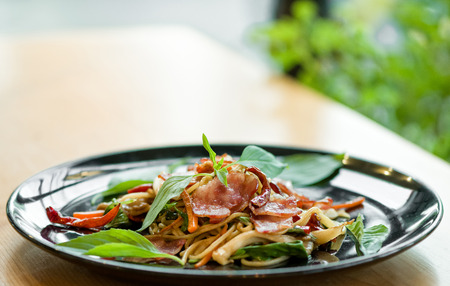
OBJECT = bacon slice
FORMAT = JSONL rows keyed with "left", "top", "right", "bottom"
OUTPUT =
{"left": 276, "top": 181, "right": 317, "bottom": 209}
{"left": 251, "top": 215, "right": 294, "bottom": 233}
{"left": 147, "top": 237, "right": 186, "bottom": 255}
{"left": 247, "top": 167, "right": 271, "bottom": 207}
{"left": 250, "top": 196, "right": 301, "bottom": 218}
{"left": 192, "top": 171, "right": 259, "bottom": 221}
{"left": 122, "top": 237, "right": 186, "bottom": 264}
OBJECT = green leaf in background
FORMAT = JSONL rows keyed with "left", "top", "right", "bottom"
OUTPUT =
{"left": 278, "top": 153, "right": 344, "bottom": 186}
{"left": 57, "top": 229, "right": 183, "bottom": 265}
{"left": 346, "top": 214, "right": 389, "bottom": 256}
{"left": 91, "top": 180, "right": 152, "bottom": 205}
{"left": 231, "top": 240, "right": 308, "bottom": 261}
{"left": 137, "top": 175, "right": 193, "bottom": 232}
{"left": 253, "top": 0, "right": 450, "bottom": 161}
{"left": 237, "top": 145, "right": 288, "bottom": 178}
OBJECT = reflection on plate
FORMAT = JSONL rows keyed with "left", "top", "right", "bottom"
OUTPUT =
{"left": 6, "top": 145, "right": 443, "bottom": 283}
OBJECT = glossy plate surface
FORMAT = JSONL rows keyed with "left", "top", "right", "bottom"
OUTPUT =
{"left": 6, "top": 145, "right": 443, "bottom": 283}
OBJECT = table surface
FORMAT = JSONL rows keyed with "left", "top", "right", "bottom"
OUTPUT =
{"left": 1, "top": 26, "right": 449, "bottom": 285}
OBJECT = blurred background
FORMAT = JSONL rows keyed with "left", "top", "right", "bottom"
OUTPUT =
{"left": 1, "top": 0, "right": 449, "bottom": 161}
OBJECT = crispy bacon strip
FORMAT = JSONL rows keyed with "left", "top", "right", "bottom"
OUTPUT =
{"left": 147, "top": 237, "right": 186, "bottom": 255}
{"left": 192, "top": 171, "right": 259, "bottom": 221}
{"left": 269, "top": 182, "right": 282, "bottom": 194}
{"left": 46, "top": 203, "right": 120, "bottom": 229}
{"left": 124, "top": 237, "right": 187, "bottom": 264}
{"left": 247, "top": 167, "right": 271, "bottom": 207}
{"left": 250, "top": 196, "right": 301, "bottom": 218}
{"left": 276, "top": 181, "right": 316, "bottom": 209}
{"left": 251, "top": 215, "right": 293, "bottom": 233}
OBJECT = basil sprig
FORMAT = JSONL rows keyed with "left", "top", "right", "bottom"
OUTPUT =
{"left": 56, "top": 229, "right": 184, "bottom": 265}
{"left": 202, "top": 134, "right": 229, "bottom": 186}
{"left": 346, "top": 214, "right": 389, "bottom": 256}
{"left": 202, "top": 134, "right": 287, "bottom": 186}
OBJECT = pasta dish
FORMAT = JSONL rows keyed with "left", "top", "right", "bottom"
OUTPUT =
{"left": 46, "top": 135, "right": 375, "bottom": 269}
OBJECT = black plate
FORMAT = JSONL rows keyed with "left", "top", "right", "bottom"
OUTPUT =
{"left": 6, "top": 145, "right": 443, "bottom": 284}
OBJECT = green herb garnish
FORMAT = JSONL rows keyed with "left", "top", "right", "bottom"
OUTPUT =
{"left": 346, "top": 214, "right": 389, "bottom": 256}
{"left": 137, "top": 175, "right": 193, "bottom": 232}
{"left": 57, "top": 229, "right": 184, "bottom": 265}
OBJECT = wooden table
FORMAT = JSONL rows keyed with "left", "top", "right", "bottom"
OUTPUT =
{"left": 1, "top": 26, "right": 449, "bottom": 285}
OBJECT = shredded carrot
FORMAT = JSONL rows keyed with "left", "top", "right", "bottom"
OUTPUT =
{"left": 195, "top": 224, "right": 228, "bottom": 268}
{"left": 181, "top": 189, "right": 198, "bottom": 233}
{"left": 73, "top": 210, "right": 105, "bottom": 219}
{"left": 331, "top": 196, "right": 365, "bottom": 210}
{"left": 159, "top": 216, "right": 183, "bottom": 234}
{"left": 194, "top": 250, "right": 213, "bottom": 268}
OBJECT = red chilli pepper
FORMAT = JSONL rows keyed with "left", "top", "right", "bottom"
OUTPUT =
{"left": 46, "top": 203, "right": 121, "bottom": 229}
{"left": 297, "top": 225, "right": 311, "bottom": 234}
{"left": 127, "top": 183, "right": 153, "bottom": 194}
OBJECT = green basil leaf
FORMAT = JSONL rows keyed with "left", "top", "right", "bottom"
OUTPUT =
{"left": 216, "top": 168, "right": 228, "bottom": 186}
{"left": 91, "top": 180, "right": 152, "bottom": 205}
{"left": 57, "top": 229, "right": 183, "bottom": 265}
{"left": 237, "top": 145, "right": 287, "bottom": 178}
{"left": 137, "top": 175, "right": 193, "bottom": 232}
{"left": 346, "top": 214, "right": 389, "bottom": 256}
{"left": 278, "top": 153, "right": 343, "bottom": 186}
{"left": 203, "top": 133, "right": 230, "bottom": 186}
{"left": 85, "top": 243, "right": 183, "bottom": 264}
{"left": 202, "top": 133, "right": 217, "bottom": 166}
{"left": 231, "top": 240, "right": 308, "bottom": 261}
{"left": 58, "top": 228, "right": 152, "bottom": 250}
{"left": 105, "top": 209, "right": 131, "bottom": 229}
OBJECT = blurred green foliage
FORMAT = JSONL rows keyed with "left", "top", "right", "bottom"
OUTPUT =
{"left": 254, "top": 0, "right": 450, "bottom": 161}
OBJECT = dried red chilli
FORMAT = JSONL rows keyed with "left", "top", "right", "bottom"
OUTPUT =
{"left": 45, "top": 203, "right": 121, "bottom": 229}
{"left": 127, "top": 183, "right": 153, "bottom": 194}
